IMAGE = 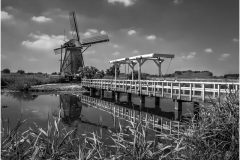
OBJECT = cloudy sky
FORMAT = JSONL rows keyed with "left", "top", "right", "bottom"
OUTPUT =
{"left": 1, "top": 0, "right": 239, "bottom": 75}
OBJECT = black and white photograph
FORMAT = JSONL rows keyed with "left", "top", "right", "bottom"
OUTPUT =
{"left": 1, "top": 0, "right": 239, "bottom": 159}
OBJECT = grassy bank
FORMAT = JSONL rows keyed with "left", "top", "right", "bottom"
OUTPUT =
{"left": 1, "top": 90, "right": 239, "bottom": 159}
{"left": 1, "top": 74, "right": 63, "bottom": 91}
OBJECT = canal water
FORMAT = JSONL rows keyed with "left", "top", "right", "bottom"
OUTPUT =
{"left": 1, "top": 91, "right": 194, "bottom": 141}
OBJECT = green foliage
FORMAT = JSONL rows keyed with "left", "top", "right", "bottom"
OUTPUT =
{"left": 2, "top": 68, "right": 10, "bottom": 74}
{"left": 106, "top": 65, "right": 120, "bottom": 77}
{"left": 1, "top": 74, "right": 62, "bottom": 91}
{"left": 17, "top": 70, "right": 25, "bottom": 74}
{"left": 78, "top": 66, "right": 102, "bottom": 79}
{"left": 94, "top": 70, "right": 105, "bottom": 79}
{"left": 51, "top": 72, "right": 57, "bottom": 75}
{"left": 127, "top": 71, "right": 150, "bottom": 80}
{"left": 224, "top": 74, "right": 239, "bottom": 79}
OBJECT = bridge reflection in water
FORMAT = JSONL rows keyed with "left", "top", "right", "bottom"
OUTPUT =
{"left": 59, "top": 93, "right": 192, "bottom": 135}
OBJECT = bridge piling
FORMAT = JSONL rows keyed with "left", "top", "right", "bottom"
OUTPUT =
{"left": 155, "top": 97, "right": 160, "bottom": 107}
{"left": 174, "top": 99, "right": 182, "bottom": 111}
{"left": 127, "top": 93, "right": 132, "bottom": 102}
{"left": 100, "top": 89, "right": 104, "bottom": 99}
{"left": 90, "top": 88, "right": 96, "bottom": 97}
{"left": 111, "top": 91, "right": 115, "bottom": 99}
{"left": 140, "top": 95, "right": 145, "bottom": 103}
{"left": 115, "top": 91, "right": 120, "bottom": 102}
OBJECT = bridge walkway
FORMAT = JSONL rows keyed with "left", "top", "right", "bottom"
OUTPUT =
{"left": 82, "top": 79, "right": 239, "bottom": 102}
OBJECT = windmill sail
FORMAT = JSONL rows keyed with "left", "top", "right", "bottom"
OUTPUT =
{"left": 82, "top": 34, "right": 109, "bottom": 46}
{"left": 69, "top": 12, "right": 80, "bottom": 41}
{"left": 54, "top": 48, "right": 65, "bottom": 55}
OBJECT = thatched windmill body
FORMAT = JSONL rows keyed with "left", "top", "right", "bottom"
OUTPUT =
{"left": 54, "top": 12, "right": 109, "bottom": 77}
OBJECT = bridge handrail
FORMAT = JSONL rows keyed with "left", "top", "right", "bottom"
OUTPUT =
{"left": 82, "top": 78, "right": 239, "bottom": 85}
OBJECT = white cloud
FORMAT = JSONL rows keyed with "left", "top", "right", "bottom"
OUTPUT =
{"left": 132, "top": 50, "right": 139, "bottom": 54}
{"left": 181, "top": 52, "right": 196, "bottom": 59}
{"left": 146, "top": 35, "right": 156, "bottom": 40}
{"left": 1, "top": 11, "right": 13, "bottom": 20}
{"left": 1, "top": 54, "right": 7, "bottom": 59}
{"left": 88, "top": 29, "right": 98, "bottom": 33}
{"left": 204, "top": 48, "right": 213, "bottom": 53}
{"left": 174, "top": 0, "right": 183, "bottom": 4}
{"left": 233, "top": 38, "right": 239, "bottom": 42}
{"left": 108, "top": 0, "right": 137, "bottom": 6}
{"left": 83, "top": 50, "right": 96, "bottom": 54}
{"left": 128, "top": 30, "right": 136, "bottom": 35}
{"left": 219, "top": 53, "right": 230, "bottom": 61}
{"left": 113, "top": 52, "right": 120, "bottom": 56}
{"left": 22, "top": 33, "right": 66, "bottom": 50}
{"left": 100, "top": 30, "right": 107, "bottom": 34}
{"left": 28, "top": 57, "right": 41, "bottom": 62}
{"left": 113, "top": 44, "right": 120, "bottom": 48}
{"left": 31, "top": 16, "right": 52, "bottom": 22}
{"left": 83, "top": 32, "right": 91, "bottom": 37}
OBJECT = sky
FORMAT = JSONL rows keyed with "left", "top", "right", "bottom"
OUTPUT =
{"left": 1, "top": 0, "right": 239, "bottom": 76}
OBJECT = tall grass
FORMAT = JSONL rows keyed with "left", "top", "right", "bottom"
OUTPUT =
{"left": 1, "top": 74, "right": 62, "bottom": 91}
{"left": 160, "top": 89, "right": 239, "bottom": 160}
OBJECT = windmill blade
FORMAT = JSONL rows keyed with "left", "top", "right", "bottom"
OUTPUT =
{"left": 54, "top": 47, "right": 65, "bottom": 55}
{"left": 82, "top": 34, "right": 109, "bottom": 46}
{"left": 69, "top": 12, "right": 80, "bottom": 41}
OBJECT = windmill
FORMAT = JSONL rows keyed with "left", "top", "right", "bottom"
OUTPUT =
{"left": 54, "top": 12, "right": 109, "bottom": 78}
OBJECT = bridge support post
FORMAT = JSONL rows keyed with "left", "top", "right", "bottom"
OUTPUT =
{"left": 127, "top": 93, "right": 132, "bottom": 102}
{"left": 90, "top": 88, "right": 95, "bottom": 97}
{"left": 140, "top": 95, "right": 145, "bottom": 103}
{"left": 153, "top": 59, "right": 164, "bottom": 76}
{"left": 155, "top": 97, "right": 160, "bottom": 108}
{"left": 112, "top": 91, "right": 115, "bottom": 99}
{"left": 174, "top": 99, "right": 182, "bottom": 111}
{"left": 100, "top": 89, "right": 104, "bottom": 99}
{"left": 174, "top": 99, "right": 183, "bottom": 120}
{"left": 115, "top": 92, "right": 120, "bottom": 102}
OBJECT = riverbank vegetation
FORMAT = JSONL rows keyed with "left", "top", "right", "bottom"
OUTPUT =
{"left": 1, "top": 74, "right": 63, "bottom": 91}
{"left": 1, "top": 90, "right": 238, "bottom": 159}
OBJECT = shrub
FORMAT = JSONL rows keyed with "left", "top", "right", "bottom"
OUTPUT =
{"left": 2, "top": 68, "right": 10, "bottom": 74}
{"left": 17, "top": 70, "right": 25, "bottom": 74}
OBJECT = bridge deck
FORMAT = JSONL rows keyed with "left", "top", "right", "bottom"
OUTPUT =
{"left": 82, "top": 79, "right": 239, "bottom": 102}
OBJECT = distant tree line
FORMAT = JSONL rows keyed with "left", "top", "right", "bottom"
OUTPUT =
{"left": 1, "top": 68, "right": 47, "bottom": 75}
{"left": 223, "top": 74, "right": 239, "bottom": 79}
{"left": 2, "top": 67, "right": 239, "bottom": 80}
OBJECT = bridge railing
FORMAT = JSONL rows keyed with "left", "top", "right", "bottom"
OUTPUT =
{"left": 82, "top": 79, "right": 239, "bottom": 102}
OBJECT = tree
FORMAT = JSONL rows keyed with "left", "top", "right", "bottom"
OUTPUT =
{"left": 51, "top": 72, "right": 57, "bottom": 75}
{"left": 127, "top": 71, "right": 150, "bottom": 80}
{"left": 78, "top": 66, "right": 99, "bottom": 79}
{"left": 94, "top": 70, "right": 105, "bottom": 79}
{"left": 37, "top": 72, "right": 42, "bottom": 74}
{"left": 106, "top": 65, "right": 120, "bottom": 77}
{"left": 2, "top": 68, "right": 10, "bottom": 74}
{"left": 17, "top": 70, "right": 25, "bottom": 74}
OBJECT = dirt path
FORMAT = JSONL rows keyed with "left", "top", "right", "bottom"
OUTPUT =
{"left": 30, "top": 83, "right": 86, "bottom": 92}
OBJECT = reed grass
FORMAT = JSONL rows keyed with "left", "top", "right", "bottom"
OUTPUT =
{"left": 159, "top": 89, "right": 239, "bottom": 160}
{"left": 1, "top": 74, "right": 62, "bottom": 91}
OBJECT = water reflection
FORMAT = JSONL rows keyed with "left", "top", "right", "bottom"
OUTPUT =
{"left": 1, "top": 91, "right": 195, "bottom": 136}
{"left": 2, "top": 92, "right": 38, "bottom": 102}
{"left": 60, "top": 95, "right": 82, "bottom": 126}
